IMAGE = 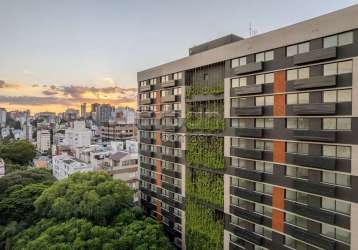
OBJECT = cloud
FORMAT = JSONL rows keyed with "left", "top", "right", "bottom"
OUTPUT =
{"left": 102, "top": 77, "right": 115, "bottom": 85}
{"left": 23, "top": 69, "right": 34, "bottom": 76}
{"left": 59, "top": 85, "right": 136, "bottom": 98}
{"left": 0, "top": 80, "right": 19, "bottom": 88}
{"left": 42, "top": 90, "right": 59, "bottom": 96}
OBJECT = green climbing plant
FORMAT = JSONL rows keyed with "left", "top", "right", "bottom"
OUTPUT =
{"left": 186, "top": 101, "right": 224, "bottom": 132}
{"left": 186, "top": 135, "right": 224, "bottom": 170}
{"left": 186, "top": 168, "right": 224, "bottom": 208}
{"left": 186, "top": 85, "right": 224, "bottom": 99}
{"left": 185, "top": 199, "right": 224, "bottom": 250}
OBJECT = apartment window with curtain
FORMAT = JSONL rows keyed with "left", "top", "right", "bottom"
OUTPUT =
{"left": 231, "top": 57, "right": 247, "bottom": 68}
{"left": 255, "top": 50, "right": 274, "bottom": 62}
{"left": 287, "top": 67, "right": 310, "bottom": 81}
{"left": 323, "top": 31, "right": 353, "bottom": 48}
{"left": 286, "top": 42, "right": 310, "bottom": 57}
{"left": 324, "top": 60, "right": 353, "bottom": 76}
{"left": 231, "top": 77, "right": 247, "bottom": 88}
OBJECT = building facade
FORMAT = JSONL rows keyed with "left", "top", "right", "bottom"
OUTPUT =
{"left": 138, "top": 5, "right": 358, "bottom": 250}
{"left": 37, "top": 130, "right": 51, "bottom": 153}
{"left": 52, "top": 153, "right": 92, "bottom": 180}
{"left": 64, "top": 120, "right": 92, "bottom": 148}
{"left": 100, "top": 122, "right": 137, "bottom": 141}
{"left": 0, "top": 108, "right": 6, "bottom": 127}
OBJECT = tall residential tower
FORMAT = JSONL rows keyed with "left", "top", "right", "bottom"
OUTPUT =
{"left": 138, "top": 5, "right": 358, "bottom": 250}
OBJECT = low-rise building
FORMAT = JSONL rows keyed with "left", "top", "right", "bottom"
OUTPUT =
{"left": 100, "top": 122, "right": 136, "bottom": 142}
{"left": 64, "top": 120, "right": 91, "bottom": 148}
{"left": 0, "top": 158, "right": 5, "bottom": 177}
{"left": 52, "top": 153, "right": 92, "bottom": 180}
{"left": 36, "top": 130, "right": 51, "bottom": 153}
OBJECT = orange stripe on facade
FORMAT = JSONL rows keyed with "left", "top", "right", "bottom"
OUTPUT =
{"left": 273, "top": 71, "right": 286, "bottom": 117}
{"left": 272, "top": 208, "right": 284, "bottom": 232}
{"left": 273, "top": 141, "right": 286, "bottom": 164}
{"left": 156, "top": 199, "right": 162, "bottom": 222}
{"left": 272, "top": 187, "right": 285, "bottom": 232}
{"left": 156, "top": 132, "right": 161, "bottom": 145}
{"left": 156, "top": 159, "right": 162, "bottom": 187}
{"left": 155, "top": 91, "right": 161, "bottom": 119}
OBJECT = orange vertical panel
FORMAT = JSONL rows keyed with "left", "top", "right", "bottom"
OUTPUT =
{"left": 274, "top": 95, "right": 286, "bottom": 116}
{"left": 273, "top": 141, "right": 286, "bottom": 164}
{"left": 156, "top": 159, "right": 161, "bottom": 187}
{"left": 156, "top": 132, "right": 161, "bottom": 145}
{"left": 273, "top": 71, "right": 286, "bottom": 117}
{"left": 155, "top": 90, "right": 161, "bottom": 119}
{"left": 272, "top": 187, "right": 285, "bottom": 209}
{"left": 156, "top": 199, "right": 162, "bottom": 222}
{"left": 272, "top": 209, "right": 284, "bottom": 232}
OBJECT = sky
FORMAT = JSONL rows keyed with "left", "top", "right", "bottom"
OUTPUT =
{"left": 0, "top": 0, "right": 357, "bottom": 114}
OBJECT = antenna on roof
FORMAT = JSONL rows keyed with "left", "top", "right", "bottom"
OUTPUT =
{"left": 249, "top": 22, "right": 258, "bottom": 37}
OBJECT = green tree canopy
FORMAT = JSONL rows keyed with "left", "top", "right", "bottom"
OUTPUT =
{"left": 34, "top": 172, "right": 134, "bottom": 224}
{"left": 0, "top": 140, "right": 36, "bottom": 165}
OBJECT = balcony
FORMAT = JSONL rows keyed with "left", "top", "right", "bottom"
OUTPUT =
{"left": 285, "top": 201, "right": 335, "bottom": 224}
{"left": 161, "top": 125, "right": 179, "bottom": 132}
{"left": 161, "top": 140, "right": 180, "bottom": 148}
{"left": 229, "top": 223, "right": 262, "bottom": 245}
{"left": 286, "top": 153, "right": 336, "bottom": 170}
{"left": 231, "top": 84, "right": 263, "bottom": 96}
{"left": 230, "top": 186, "right": 263, "bottom": 203}
{"left": 285, "top": 224, "right": 336, "bottom": 250}
{"left": 291, "top": 103, "right": 336, "bottom": 115}
{"left": 162, "top": 154, "right": 179, "bottom": 163}
{"left": 140, "top": 162, "right": 156, "bottom": 171}
{"left": 140, "top": 137, "right": 155, "bottom": 144}
{"left": 162, "top": 168, "right": 181, "bottom": 179}
{"left": 140, "top": 98, "right": 153, "bottom": 105}
{"left": 292, "top": 130, "right": 336, "bottom": 142}
{"left": 234, "top": 128, "right": 263, "bottom": 138}
{"left": 231, "top": 147, "right": 263, "bottom": 160}
{"left": 233, "top": 62, "right": 263, "bottom": 75}
{"left": 161, "top": 111, "right": 179, "bottom": 118}
{"left": 139, "top": 150, "right": 155, "bottom": 158}
{"left": 227, "top": 166, "right": 264, "bottom": 181}
{"left": 161, "top": 80, "right": 177, "bottom": 88}
{"left": 293, "top": 47, "right": 337, "bottom": 65}
{"left": 231, "top": 106, "right": 263, "bottom": 116}
{"left": 292, "top": 75, "right": 336, "bottom": 90}
{"left": 230, "top": 205, "right": 263, "bottom": 224}
{"left": 139, "top": 111, "right": 154, "bottom": 118}
{"left": 161, "top": 95, "right": 176, "bottom": 103}
{"left": 139, "top": 85, "right": 152, "bottom": 92}
{"left": 293, "top": 179, "right": 336, "bottom": 197}
{"left": 138, "top": 124, "right": 154, "bottom": 130}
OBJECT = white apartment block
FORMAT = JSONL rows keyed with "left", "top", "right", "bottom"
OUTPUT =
{"left": 52, "top": 153, "right": 92, "bottom": 180}
{"left": 37, "top": 130, "right": 51, "bottom": 153}
{"left": 64, "top": 120, "right": 92, "bottom": 148}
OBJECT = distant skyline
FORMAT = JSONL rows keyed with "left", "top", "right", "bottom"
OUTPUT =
{"left": 0, "top": 0, "right": 357, "bottom": 112}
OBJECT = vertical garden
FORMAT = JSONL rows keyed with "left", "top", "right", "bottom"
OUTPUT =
{"left": 185, "top": 63, "right": 225, "bottom": 250}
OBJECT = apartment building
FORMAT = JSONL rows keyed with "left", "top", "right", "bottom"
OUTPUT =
{"left": 100, "top": 122, "right": 137, "bottom": 141}
{"left": 138, "top": 5, "right": 358, "bottom": 250}
{"left": 37, "top": 130, "right": 51, "bottom": 154}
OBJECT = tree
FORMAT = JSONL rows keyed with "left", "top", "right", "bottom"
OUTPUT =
{"left": 34, "top": 171, "right": 134, "bottom": 225}
{"left": 2, "top": 161, "right": 28, "bottom": 175}
{"left": 0, "top": 140, "right": 36, "bottom": 165}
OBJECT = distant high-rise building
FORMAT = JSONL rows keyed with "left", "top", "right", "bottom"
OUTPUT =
{"left": 80, "top": 103, "right": 87, "bottom": 119}
{"left": 23, "top": 120, "right": 33, "bottom": 142}
{"left": 99, "top": 104, "right": 114, "bottom": 123}
{"left": 0, "top": 108, "right": 6, "bottom": 127}
{"left": 63, "top": 108, "right": 79, "bottom": 121}
{"left": 37, "top": 130, "right": 51, "bottom": 154}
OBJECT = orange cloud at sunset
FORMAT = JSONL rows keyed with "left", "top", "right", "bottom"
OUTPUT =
{"left": 0, "top": 80, "right": 137, "bottom": 114}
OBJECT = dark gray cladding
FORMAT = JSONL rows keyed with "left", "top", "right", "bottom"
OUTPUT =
{"left": 189, "top": 34, "right": 242, "bottom": 56}
{"left": 292, "top": 75, "right": 337, "bottom": 90}
{"left": 293, "top": 47, "right": 337, "bottom": 64}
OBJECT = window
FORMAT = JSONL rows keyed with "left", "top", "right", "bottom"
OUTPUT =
{"left": 255, "top": 118, "right": 274, "bottom": 128}
{"left": 323, "top": 118, "right": 351, "bottom": 130}
{"left": 286, "top": 166, "right": 308, "bottom": 180}
{"left": 256, "top": 183, "right": 272, "bottom": 195}
{"left": 287, "top": 67, "right": 310, "bottom": 81}
{"left": 322, "top": 171, "right": 351, "bottom": 187}
{"left": 287, "top": 92, "right": 309, "bottom": 105}
{"left": 324, "top": 60, "right": 353, "bottom": 76}
{"left": 255, "top": 140, "right": 273, "bottom": 151}
{"left": 173, "top": 72, "right": 182, "bottom": 80}
{"left": 322, "top": 223, "right": 350, "bottom": 243}
{"left": 286, "top": 190, "right": 309, "bottom": 205}
{"left": 255, "top": 95, "right": 274, "bottom": 106}
{"left": 286, "top": 42, "right": 310, "bottom": 57}
{"left": 322, "top": 197, "right": 350, "bottom": 215}
{"left": 255, "top": 161, "right": 273, "bottom": 174}
{"left": 161, "top": 75, "right": 169, "bottom": 83}
{"left": 285, "top": 213, "right": 307, "bottom": 229}
{"left": 254, "top": 224, "right": 272, "bottom": 239}
{"left": 231, "top": 77, "right": 247, "bottom": 88}
{"left": 322, "top": 145, "right": 351, "bottom": 159}
{"left": 285, "top": 236, "right": 308, "bottom": 249}
{"left": 286, "top": 142, "right": 309, "bottom": 155}
{"left": 256, "top": 50, "right": 274, "bottom": 62}
{"left": 286, "top": 118, "right": 309, "bottom": 129}
{"left": 255, "top": 203, "right": 272, "bottom": 217}
{"left": 323, "top": 89, "right": 351, "bottom": 103}
{"left": 255, "top": 73, "right": 274, "bottom": 84}
{"left": 149, "top": 78, "right": 157, "bottom": 85}
{"left": 231, "top": 57, "right": 247, "bottom": 68}
{"left": 323, "top": 31, "right": 353, "bottom": 48}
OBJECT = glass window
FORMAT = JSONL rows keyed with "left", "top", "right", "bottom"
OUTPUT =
{"left": 323, "top": 91, "right": 337, "bottom": 103}
{"left": 265, "top": 73, "right": 274, "bottom": 83}
{"left": 337, "top": 146, "right": 351, "bottom": 159}
{"left": 337, "top": 118, "right": 351, "bottom": 130}
{"left": 298, "top": 93, "right": 309, "bottom": 104}
{"left": 256, "top": 52, "right": 265, "bottom": 62}
{"left": 338, "top": 32, "right": 353, "bottom": 46}
{"left": 323, "top": 145, "right": 336, "bottom": 158}
{"left": 287, "top": 69, "right": 297, "bottom": 81}
{"left": 265, "top": 96, "right": 274, "bottom": 106}
{"left": 298, "top": 67, "right": 310, "bottom": 79}
{"left": 239, "top": 77, "right": 247, "bottom": 87}
{"left": 337, "top": 89, "right": 351, "bottom": 102}
{"left": 239, "top": 57, "right": 247, "bottom": 66}
{"left": 324, "top": 63, "right": 337, "bottom": 76}
{"left": 338, "top": 61, "right": 352, "bottom": 74}
{"left": 231, "top": 59, "right": 239, "bottom": 68}
{"left": 287, "top": 45, "right": 297, "bottom": 57}
{"left": 324, "top": 35, "right": 338, "bottom": 48}
{"left": 255, "top": 96, "right": 265, "bottom": 106}
{"left": 265, "top": 51, "right": 274, "bottom": 61}
{"left": 231, "top": 78, "right": 239, "bottom": 88}
{"left": 256, "top": 74, "right": 265, "bottom": 84}
{"left": 298, "top": 42, "right": 310, "bottom": 54}
{"left": 323, "top": 118, "right": 337, "bottom": 130}
{"left": 287, "top": 118, "right": 298, "bottom": 129}
{"left": 287, "top": 94, "right": 297, "bottom": 105}
{"left": 322, "top": 197, "right": 351, "bottom": 215}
